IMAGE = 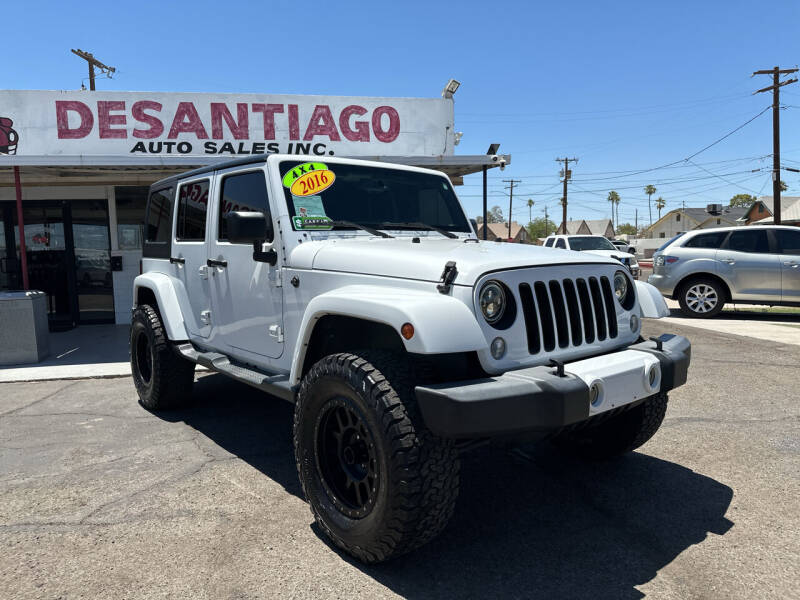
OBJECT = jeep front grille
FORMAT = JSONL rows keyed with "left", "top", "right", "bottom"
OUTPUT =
{"left": 518, "top": 276, "right": 618, "bottom": 354}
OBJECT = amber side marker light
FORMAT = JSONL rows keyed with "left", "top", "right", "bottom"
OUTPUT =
{"left": 401, "top": 323, "right": 415, "bottom": 340}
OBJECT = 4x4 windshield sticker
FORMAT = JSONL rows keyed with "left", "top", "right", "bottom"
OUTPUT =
{"left": 282, "top": 161, "right": 336, "bottom": 197}
{"left": 291, "top": 195, "right": 333, "bottom": 230}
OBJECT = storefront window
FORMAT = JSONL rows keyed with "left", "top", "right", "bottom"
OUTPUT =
{"left": 115, "top": 186, "right": 148, "bottom": 250}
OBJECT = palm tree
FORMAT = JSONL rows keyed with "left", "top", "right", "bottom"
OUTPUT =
{"left": 607, "top": 190, "right": 620, "bottom": 234}
{"left": 527, "top": 198, "right": 534, "bottom": 223}
{"left": 644, "top": 185, "right": 657, "bottom": 226}
{"left": 655, "top": 196, "right": 666, "bottom": 220}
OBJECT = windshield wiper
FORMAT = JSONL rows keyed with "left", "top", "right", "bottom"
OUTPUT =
{"left": 377, "top": 222, "right": 458, "bottom": 239}
{"left": 329, "top": 220, "right": 393, "bottom": 238}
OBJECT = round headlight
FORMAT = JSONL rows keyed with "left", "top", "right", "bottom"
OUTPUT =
{"left": 479, "top": 281, "right": 506, "bottom": 324}
{"left": 613, "top": 270, "right": 629, "bottom": 303}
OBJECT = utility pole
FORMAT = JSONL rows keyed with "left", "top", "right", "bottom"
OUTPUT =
{"left": 71, "top": 49, "right": 116, "bottom": 90}
{"left": 753, "top": 66, "right": 798, "bottom": 225}
{"left": 635, "top": 209, "right": 638, "bottom": 235}
{"left": 503, "top": 179, "right": 521, "bottom": 241}
{"left": 556, "top": 157, "right": 578, "bottom": 233}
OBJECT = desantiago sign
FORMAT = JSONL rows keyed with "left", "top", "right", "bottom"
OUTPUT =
{"left": 0, "top": 90, "right": 455, "bottom": 159}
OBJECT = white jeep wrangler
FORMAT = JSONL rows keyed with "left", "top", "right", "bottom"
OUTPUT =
{"left": 130, "top": 154, "right": 690, "bottom": 563}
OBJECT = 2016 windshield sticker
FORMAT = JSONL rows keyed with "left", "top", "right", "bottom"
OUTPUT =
{"left": 282, "top": 162, "right": 336, "bottom": 197}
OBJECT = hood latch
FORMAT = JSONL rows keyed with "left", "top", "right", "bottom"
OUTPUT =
{"left": 437, "top": 261, "right": 458, "bottom": 294}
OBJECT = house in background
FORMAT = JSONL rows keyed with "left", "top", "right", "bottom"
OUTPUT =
{"left": 741, "top": 196, "right": 800, "bottom": 225}
{"left": 555, "top": 218, "right": 614, "bottom": 237}
{"left": 645, "top": 207, "right": 747, "bottom": 239}
{"left": 477, "top": 221, "right": 531, "bottom": 243}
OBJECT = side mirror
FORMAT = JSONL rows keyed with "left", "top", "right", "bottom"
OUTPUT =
{"left": 628, "top": 247, "right": 636, "bottom": 254}
{"left": 227, "top": 211, "right": 277, "bottom": 265}
{"left": 228, "top": 211, "right": 269, "bottom": 244}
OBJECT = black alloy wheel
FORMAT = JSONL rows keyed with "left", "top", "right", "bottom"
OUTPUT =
{"left": 315, "top": 398, "right": 379, "bottom": 518}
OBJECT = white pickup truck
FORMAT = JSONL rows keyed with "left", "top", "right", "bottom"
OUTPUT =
{"left": 130, "top": 154, "right": 690, "bottom": 563}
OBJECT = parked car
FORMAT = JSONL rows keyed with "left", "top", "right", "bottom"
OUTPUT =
{"left": 131, "top": 155, "right": 689, "bottom": 563}
{"left": 611, "top": 239, "right": 636, "bottom": 254}
{"left": 543, "top": 234, "right": 640, "bottom": 278}
{"left": 648, "top": 225, "right": 800, "bottom": 317}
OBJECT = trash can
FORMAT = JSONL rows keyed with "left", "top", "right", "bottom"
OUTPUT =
{"left": 0, "top": 290, "right": 50, "bottom": 365}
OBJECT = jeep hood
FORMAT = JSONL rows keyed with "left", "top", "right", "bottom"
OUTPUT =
{"left": 289, "top": 238, "right": 617, "bottom": 286}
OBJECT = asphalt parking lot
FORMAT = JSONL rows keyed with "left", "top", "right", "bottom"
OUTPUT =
{"left": 1, "top": 320, "right": 798, "bottom": 599}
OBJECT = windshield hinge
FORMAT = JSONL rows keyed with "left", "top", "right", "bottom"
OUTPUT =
{"left": 437, "top": 261, "right": 458, "bottom": 294}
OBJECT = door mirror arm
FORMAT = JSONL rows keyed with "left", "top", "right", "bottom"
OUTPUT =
{"left": 253, "top": 240, "right": 277, "bottom": 266}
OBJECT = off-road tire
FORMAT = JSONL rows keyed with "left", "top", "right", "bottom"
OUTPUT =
{"left": 293, "top": 351, "right": 460, "bottom": 563}
{"left": 678, "top": 277, "right": 725, "bottom": 318}
{"left": 130, "top": 304, "right": 195, "bottom": 410}
{"left": 552, "top": 392, "right": 668, "bottom": 459}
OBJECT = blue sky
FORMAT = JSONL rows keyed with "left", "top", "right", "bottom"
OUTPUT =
{"left": 3, "top": 0, "right": 799, "bottom": 226}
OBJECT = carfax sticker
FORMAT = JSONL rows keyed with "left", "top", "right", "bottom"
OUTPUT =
{"left": 292, "top": 215, "right": 333, "bottom": 230}
{"left": 282, "top": 161, "right": 336, "bottom": 197}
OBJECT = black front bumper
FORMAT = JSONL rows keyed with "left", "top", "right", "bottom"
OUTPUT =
{"left": 414, "top": 334, "right": 690, "bottom": 439}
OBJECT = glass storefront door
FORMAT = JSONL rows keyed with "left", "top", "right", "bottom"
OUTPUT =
{"left": 0, "top": 199, "right": 115, "bottom": 330}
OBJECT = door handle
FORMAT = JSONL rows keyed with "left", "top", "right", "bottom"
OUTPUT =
{"left": 784, "top": 261, "right": 799, "bottom": 268}
{"left": 207, "top": 258, "right": 228, "bottom": 268}
{"left": 169, "top": 256, "right": 185, "bottom": 265}
{"left": 722, "top": 258, "right": 736, "bottom": 265}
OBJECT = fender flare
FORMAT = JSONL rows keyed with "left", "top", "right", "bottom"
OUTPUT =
{"left": 290, "top": 285, "right": 486, "bottom": 385}
{"left": 635, "top": 280, "right": 670, "bottom": 318}
{"left": 133, "top": 272, "right": 188, "bottom": 340}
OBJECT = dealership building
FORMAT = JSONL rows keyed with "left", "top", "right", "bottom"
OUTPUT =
{"left": 0, "top": 89, "right": 509, "bottom": 330}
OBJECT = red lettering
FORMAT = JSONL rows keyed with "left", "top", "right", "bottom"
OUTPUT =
{"left": 303, "top": 105, "right": 341, "bottom": 141}
{"left": 288, "top": 104, "right": 300, "bottom": 140}
{"left": 97, "top": 101, "right": 127, "bottom": 139}
{"left": 56, "top": 100, "right": 93, "bottom": 139}
{"left": 167, "top": 102, "right": 209, "bottom": 139}
{"left": 251, "top": 103, "right": 284, "bottom": 139}
{"left": 132, "top": 101, "right": 164, "bottom": 139}
{"left": 372, "top": 106, "right": 400, "bottom": 143}
{"left": 339, "top": 105, "right": 369, "bottom": 142}
{"left": 211, "top": 103, "right": 249, "bottom": 140}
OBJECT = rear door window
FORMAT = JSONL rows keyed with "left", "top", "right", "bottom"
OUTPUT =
{"left": 724, "top": 230, "right": 769, "bottom": 253}
{"left": 555, "top": 238, "right": 566, "bottom": 249}
{"left": 775, "top": 229, "right": 800, "bottom": 254}
{"left": 176, "top": 179, "right": 210, "bottom": 241}
{"left": 682, "top": 231, "right": 728, "bottom": 249}
{"left": 544, "top": 238, "right": 554, "bottom": 247}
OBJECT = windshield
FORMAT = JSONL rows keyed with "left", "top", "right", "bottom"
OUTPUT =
{"left": 279, "top": 160, "right": 471, "bottom": 233}
{"left": 568, "top": 236, "right": 616, "bottom": 251}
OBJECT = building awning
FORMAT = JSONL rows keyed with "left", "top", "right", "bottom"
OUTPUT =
{"left": 0, "top": 153, "right": 510, "bottom": 187}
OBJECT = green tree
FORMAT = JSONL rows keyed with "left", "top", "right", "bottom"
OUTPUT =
{"left": 527, "top": 198, "right": 535, "bottom": 223}
{"left": 616, "top": 223, "right": 638, "bottom": 235}
{"left": 655, "top": 196, "right": 666, "bottom": 220}
{"left": 487, "top": 205, "right": 504, "bottom": 223}
{"left": 729, "top": 193, "right": 757, "bottom": 208}
{"left": 527, "top": 216, "right": 557, "bottom": 240}
{"left": 607, "top": 190, "right": 620, "bottom": 233}
{"left": 644, "top": 185, "right": 656, "bottom": 226}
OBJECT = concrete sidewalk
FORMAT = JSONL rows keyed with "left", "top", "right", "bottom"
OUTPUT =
{"left": 0, "top": 324, "right": 132, "bottom": 383}
{"left": 662, "top": 299, "right": 800, "bottom": 347}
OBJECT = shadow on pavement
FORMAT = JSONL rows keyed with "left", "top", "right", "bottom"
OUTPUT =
{"left": 161, "top": 373, "right": 734, "bottom": 599}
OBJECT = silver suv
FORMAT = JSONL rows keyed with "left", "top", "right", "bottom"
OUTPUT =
{"left": 648, "top": 225, "right": 800, "bottom": 317}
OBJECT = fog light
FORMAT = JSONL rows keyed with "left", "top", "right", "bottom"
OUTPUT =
{"left": 630, "top": 314, "right": 640, "bottom": 332}
{"left": 645, "top": 364, "right": 660, "bottom": 391}
{"left": 589, "top": 381, "right": 604, "bottom": 407}
{"left": 648, "top": 366, "right": 658, "bottom": 386}
{"left": 490, "top": 337, "right": 506, "bottom": 359}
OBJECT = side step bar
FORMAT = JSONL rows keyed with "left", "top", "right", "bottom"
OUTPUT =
{"left": 175, "top": 343, "right": 295, "bottom": 402}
